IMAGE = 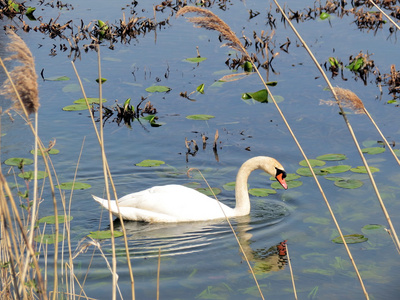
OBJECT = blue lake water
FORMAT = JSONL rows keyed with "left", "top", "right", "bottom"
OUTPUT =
{"left": 1, "top": 1, "right": 400, "bottom": 299}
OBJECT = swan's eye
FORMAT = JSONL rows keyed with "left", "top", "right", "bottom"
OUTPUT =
{"left": 276, "top": 168, "right": 286, "bottom": 179}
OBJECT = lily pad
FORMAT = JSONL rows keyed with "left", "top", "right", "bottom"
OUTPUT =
{"left": 361, "top": 147, "right": 385, "bottom": 155}
{"left": 88, "top": 230, "right": 124, "bottom": 240}
{"left": 223, "top": 182, "right": 236, "bottom": 191}
{"left": 321, "top": 165, "right": 352, "bottom": 174}
{"left": 186, "top": 114, "right": 215, "bottom": 120}
{"left": 135, "top": 159, "right": 165, "bottom": 167}
{"left": 74, "top": 98, "right": 107, "bottom": 104}
{"left": 249, "top": 188, "right": 276, "bottom": 197}
{"left": 241, "top": 89, "right": 268, "bottom": 103}
{"left": 145, "top": 85, "right": 171, "bottom": 93}
{"left": 299, "top": 159, "right": 326, "bottom": 167}
{"left": 332, "top": 234, "right": 368, "bottom": 244}
{"left": 30, "top": 148, "right": 60, "bottom": 155}
{"left": 39, "top": 215, "right": 73, "bottom": 224}
{"left": 5, "top": 157, "right": 33, "bottom": 166}
{"left": 195, "top": 187, "right": 221, "bottom": 196}
{"left": 56, "top": 182, "right": 91, "bottom": 190}
{"left": 269, "top": 173, "right": 300, "bottom": 181}
{"left": 34, "top": 234, "right": 64, "bottom": 244}
{"left": 62, "top": 83, "right": 81, "bottom": 93}
{"left": 18, "top": 171, "right": 48, "bottom": 180}
{"left": 45, "top": 76, "right": 70, "bottom": 81}
{"left": 272, "top": 180, "right": 302, "bottom": 189}
{"left": 334, "top": 179, "right": 363, "bottom": 189}
{"left": 296, "top": 168, "right": 328, "bottom": 177}
{"left": 316, "top": 153, "right": 347, "bottom": 161}
{"left": 350, "top": 166, "right": 380, "bottom": 174}
{"left": 62, "top": 104, "right": 93, "bottom": 111}
{"left": 183, "top": 57, "right": 207, "bottom": 63}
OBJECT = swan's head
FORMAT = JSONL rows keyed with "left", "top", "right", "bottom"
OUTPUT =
{"left": 260, "top": 157, "right": 288, "bottom": 190}
{"left": 274, "top": 167, "right": 288, "bottom": 190}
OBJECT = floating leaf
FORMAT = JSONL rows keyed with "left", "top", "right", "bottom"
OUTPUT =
{"left": 304, "top": 216, "right": 330, "bottom": 225}
{"left": 45, "top": 75, "right": 70, "bottom": 81}
{"left": 299, "top": 159, "right": 326, "bottom": 167}
{"left": 334, "top": 179, "right": 363, "bottom": 189}
{"left": 5, "top": 157, "right": 33, "bottom": 166}
{"left": 88, "top": 230, "right": 123, "bottom": 240}
{"left": 196, "top": 83, "right": 205, "bottom": 94}
{"left": 196, "top": 187, "right": 221, "bottom": 196}
{"left": 183, "top": 57, "right": 207, "bottom": 63}
{"left": 145, "top": 85, "right": 171, "bottom": 93}
{"left": 135, "top": 159, "right": 165, "bottom": 167}
{"left": 243, "top": 61, "right": 253, "bottom": 72}
{"left": 56, "top": 182, "right": 91, "bottom": 190}
{"left": 332, "top": 234, "right": 368, "bottom": 244}
{"left": 328, "top": 57, "right": 340, "bottom": 68}
{"left": 74, "top": 98, "right": 106, "bottom": 104}
{"left": 223, "top": 182, "right": 236, "bottom": 191}
{"left": 269, "top": 173, "right": 300, "bottom": 181}
{"left": 272, "top": 180, "right": 302, "bottom": 189}
{"left": 34, "top": 234, "right": 64, "bottom": 244}
{"left": 62, "top": 83, "right": 81, "bottom": 93}
{"left": 241, "top": 89, "right": 268, "bottom": 103}
{"left": 321, "top": 165, "right": 352, "bottom": 174}
{"left": 350, "top": 166, "right": 380, "bottom": 174}
{"left": 96, "top": 78, "right": 107, "bottom": 84}
{"left": 39, "top": 215, "right": 73, "bottom": 224}
{"left": 346, "top": 57, "right": 364, "bottom": 72}
{"left": 249, "top": 188, "right": 276, "bottom": 197}
{"left": 186, "top": 114, "right": 215, "bottom": 120}
{"left": 25, "top": 7, "right": 36, "bottom": 20}
{"left": 30, "top": 148, "right": 59, "bottom": 155}
{"left": 62, "top": 104, "right": 92, "bottom": 111}
{"left": 324, "top": 176, "right": 342, "bottom": 181}
{"left": 361, "top": 147, "right": 385, "bottom": 155}
{"left": 320, "top": 12, "right": 331, "bottom": 20}
{"left": 316, "top": 153, "right": 347, "bottom": 161}
{"left": 18, "top": 171, "right": 48, "bottom": 180}
{"left": 296, "top": 168, "right": 328, "bottom": 176}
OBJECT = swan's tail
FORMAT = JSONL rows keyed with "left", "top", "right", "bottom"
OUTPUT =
{"left": 92, "top": 195, "right": 119, "bottom": 216}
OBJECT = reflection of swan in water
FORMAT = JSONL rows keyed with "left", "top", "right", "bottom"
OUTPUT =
{"left": 92, "top": 156, "right": 287, "bottom": 222}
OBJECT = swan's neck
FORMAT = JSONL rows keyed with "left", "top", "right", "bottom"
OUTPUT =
{"left": 233, "top": 156, "right": 276, "bottom": 216}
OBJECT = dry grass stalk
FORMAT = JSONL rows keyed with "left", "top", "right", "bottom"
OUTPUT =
{"left": 0, "top": 30, "right": 39, "bottom": 115}
{"left": 331, "top": 87, "right": 365, "bottom": 114}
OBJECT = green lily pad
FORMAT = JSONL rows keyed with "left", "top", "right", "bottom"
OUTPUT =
{"left": 18, "top": 171, "right": 48, "bottom": 180}
{"left": 55, "top": 182, "right": 91, "bottom": 190}
{"left": 45, "top": 76, "right": 70, "bottom": 81}
{"left": 195, "top": 187, "right": 221, "bottom": 196}
{"left": 296, "top": 168, "right": 328, "bottom": 176}
{"left": 272, "top": 180, "right": 302, "bottom": 189}
{"left": 5, "top": 157, "right": 34, "bottom": 166}
{"left": 39, "top": 215, "right": 73, "bottom": 224}
{"left": 324, "top": 176, "right": 342, "bottom": 181}
{"left": 34, "top": 234, "right": 64, "bottom": 244}
{"left": 186, "top": 114, "right": 215, "bottom": 120}
{"left": 304, "top": 216, "right": 330, "bottom": 225}
{"left": 241, "top": 89, "right": 268, "bottom": 103}
{"left": 88, "top": 230, "right": 124, "bottom": 240}
{"left": 334, "top": 179, "right": 364, "bottom": 189}
{"left": 299, "top": 159, "right": 326, "bottom": 167}
{"left": 249, "top": 188, "right": 276, "bottom": 197}
{"left": 332, "top": 234, "right": 368, "bottom": 244}
{"left": 145, "top": 85, "right": 171, "bottom": 93}
{"left": 183, "top": 57, "right": 207, "bottom": 63}
{"left": 321, "top": 165, "right": 352, "bottom": 174}
{"left": 62, "top": 83, "right": 81, "bottom": 93}
{"left": 30, "top": 148, "right": 60, "bottom": 155}
{"left": 223, "top": 182, "right": 236, "bottom": 191}
{"left": 350, "top": 166, "right": 380, "bottom": 174}
{"left": 62, "top": 104, "right": 93, "bottom": 111}
{"left": 269, "top": 173, "right": 300, "bottom": 181}
{"left": 135, "top": 159, "right": 165, "bottom": 167}
{"left": 316, "top": 153, "right": 347, "bottom": 161}
{"left": 361, "top": 147, "right": 386, "bottom": 155}
{"left": 74, "top": 98, "right": 107, "bottom": 104}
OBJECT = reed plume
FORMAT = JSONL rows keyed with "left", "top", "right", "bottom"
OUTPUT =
{"left": 0, "top": 30, "right": 39, "bottom": 115}
{"left": 176, "top": 6, "right": 248, "bottom": 57}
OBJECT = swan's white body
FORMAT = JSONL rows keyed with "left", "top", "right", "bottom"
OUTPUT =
{"left": 93, "top": 156, "right": 287, "bottom": 223}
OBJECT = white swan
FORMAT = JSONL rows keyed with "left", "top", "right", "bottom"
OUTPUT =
{"left": 92, "top": 156, "right": 287, "bottom": 223}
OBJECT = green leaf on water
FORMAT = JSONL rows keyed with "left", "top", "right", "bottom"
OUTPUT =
{"left": 346, "top": 57, "right": 364, "bottom": 72}
{"left": 249, "top": 188, "right": 276, "bottom": 197}
{"left": 56, "top": 182, "right": 91, "bottom": 190}
{"left": 241, "top": 89, "right": 268, "bottom": 103}
{"left": 269, "top": 173, "right": 300, "bottom": 181}
{"left": 332, "top": 234, "right": 368, "bottom": 244}
{"left": 135, "top": 159, "right": 165, "bottom": 167}
{"left": 145, "top": 85, "right": 171, "bottom": 93}
{"left": 328, "top": 57, "right": 340, "bottom": 68}
{"left": 223, "top": 182, "right": 236, "bottom": 191}
{"left": 334, "top": 179, "right": 363, "bottom": 189}
{"left": 243, "top": 61, "right": 253, "bottom": 72}
{"left": 361, "top": 147, "right": 385, "bottom": 155}
{"left": 321, "top": 165, "right": 352, "bottom": 174}
{"left": 62, "top": 83, "right": 81, "bottom": 93}
{"left": 183, "top": 57, "right": 207, "bottom": 63}
{"left": 88, "top": 230, "right": 124, "bottom": 240}
{"left": 316, "top": 153, "right": 347, "bottom": 161}
{"left": 18, "top": 171, "right": 48, "bottom": 180}
{"left": 34, "top": 234, "right": 64, "bottom": 244}
{"left": 196, "top": 83, "right": 205, "bottom": 94}
{"left": 320, "top": 12, "right": 331, "bottom": 20}
{"left": 272, "top": 180, "right": 302, "bottom": 189}
{"left": 45, "top": 75, "right": 70, "bottom": 81}
{"left": 296, "top": 168, "right": 328, "bottom": 176}
{"left": 350, "top": 166, "right": 380, "bottom": 174}
{"left": 39, "top": 215, "right": 73, "bottom": 224}
{"left": 186, "top": 114, "right": 215, "bottom": 120}
{"left": 30, "top": 148, "right": 60, "bottom": 155}
{"left": 74, "top": 98, "right": 107, "bottom": 104}
{"left": 299, "top": 159, "right": 326, "bottom": 167}
{"left": 96, "top": 78, "right": 107, "bottom": 84}
{"left": 196, "top": 187, "right": 221, "bottom": 196}
{"left": 324, "top": 176, "right": 342, "bottom": 181}
{"left": 304, "top": 216, "right": 330, "bottom": 225}
{"left": 5, "top": 157, "right": 34, "bottom": 166}
{"left": 62, "top": 104, "right": 92, "bottom": 111}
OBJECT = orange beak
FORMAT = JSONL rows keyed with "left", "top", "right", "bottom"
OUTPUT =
{"left": 276, "top": 173, "right": 288, "bottom": 190}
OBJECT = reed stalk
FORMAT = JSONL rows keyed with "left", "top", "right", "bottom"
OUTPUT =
{"left": 285, "top": 243, "right": 297, "bottom": 300}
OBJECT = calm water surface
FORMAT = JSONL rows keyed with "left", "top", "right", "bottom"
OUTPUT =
{"left": 1, "top": 1, "right": 400, "bottom": 299}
